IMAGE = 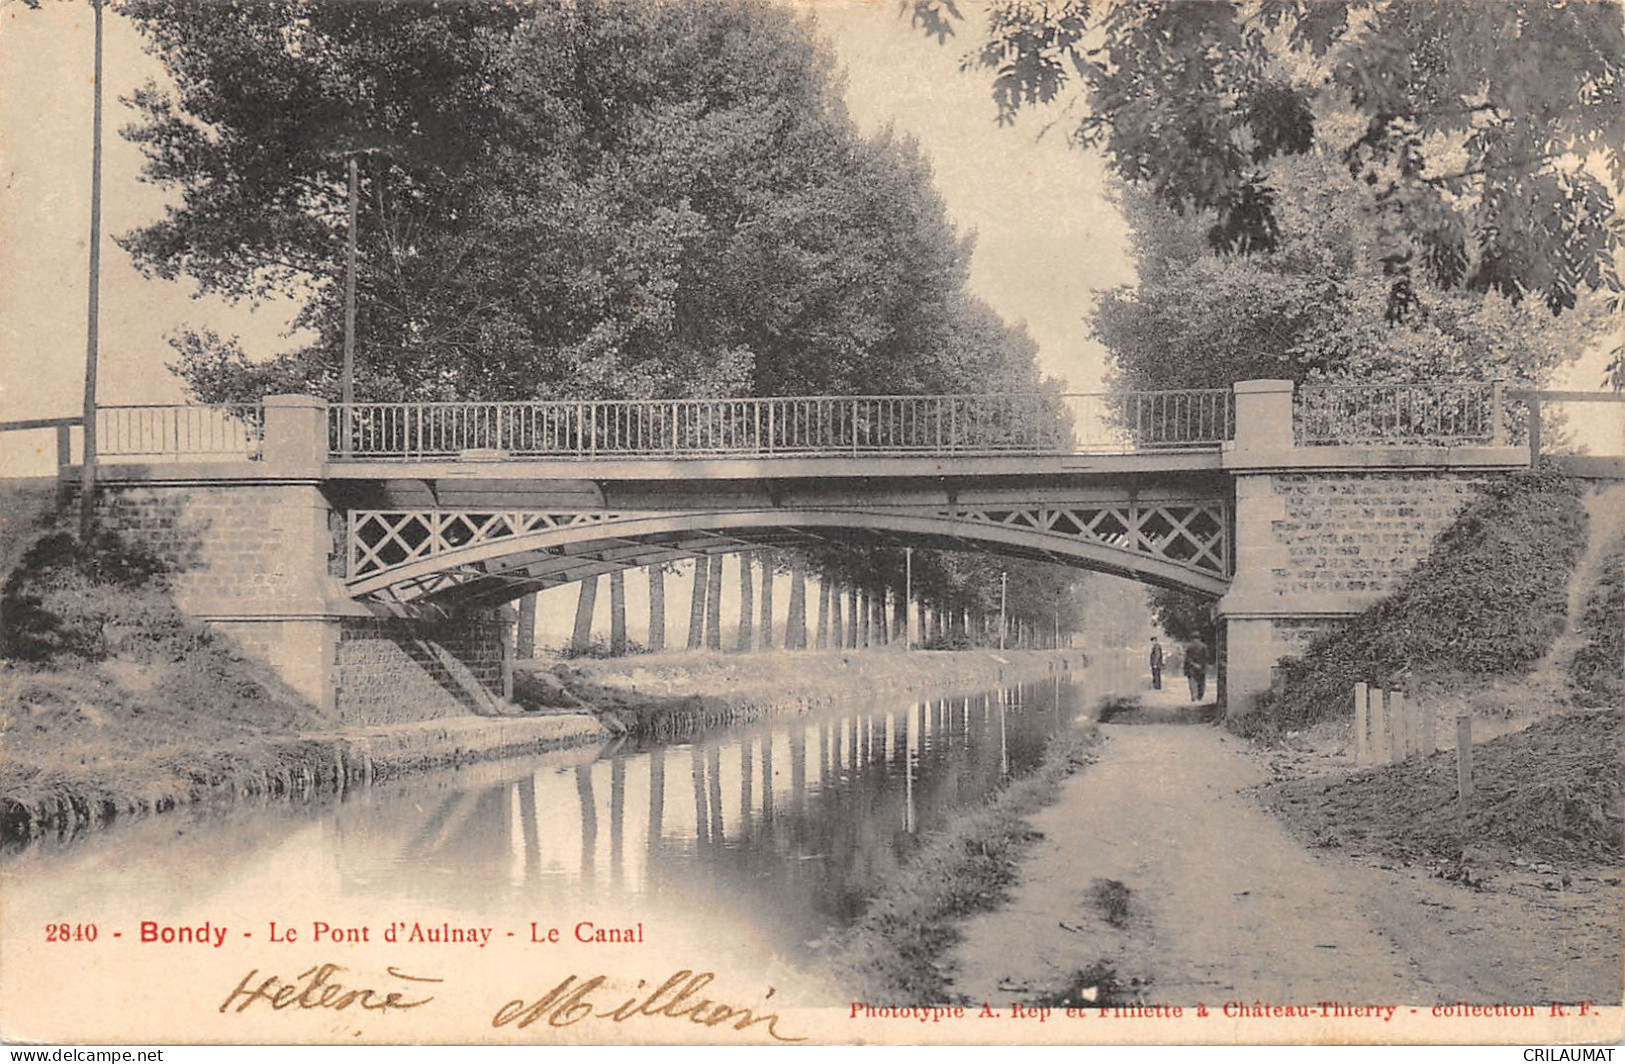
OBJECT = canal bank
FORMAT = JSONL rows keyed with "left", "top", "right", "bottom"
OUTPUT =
{"left": 1, "top": 646, "right": 1074, "bottom": 846}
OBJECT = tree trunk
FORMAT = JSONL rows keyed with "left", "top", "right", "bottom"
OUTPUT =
{"left": 758, "top": 552, "right": 775, "bottom": 649}
{"left": 814, "top": 577, "right": 829, "bottom": 649}
{"left": 892, "top": 590, "right": 907, "bottom": 644}
{"left": 609, "top": 569, "right": 627, "bottom": 655}
{"left": 736, "top": 553, "right": 754, "bottom": 651}
{"left": 830, "top": 584, "right": 844, "bottom": 649}
{"left": 647, "top": 565, "right": 665, "bottom": 651}
{"left": 516, "top": 592, "right": 536, "bottom": 658}
{"left": 857, "top": 588, "right": 869, "bottom": 648}
{"left": 787, "top": 559, "right": 807, "bottom": 649}
{"left": 705, "top": 552, "right": 723, "bottom": 650}
{"left": 571, "top": 575, "right": 599, "bottom": 654}
{"left": 686, "top": 556, "right": 709, "bottom": 651}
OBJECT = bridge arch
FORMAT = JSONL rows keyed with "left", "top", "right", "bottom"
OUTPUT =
{"left": 345, "top": 505, "right": 1230, "bottom": 608}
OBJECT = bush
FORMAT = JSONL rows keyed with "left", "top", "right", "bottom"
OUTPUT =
{"left": 1571, "top": 533, "right": 1625, "bottom": 708}
{"left": 1, "top": 531, "right": 175, "bottom": 663}
{"left": 1242, "top": 467, "right": 1589, "bottom": 736}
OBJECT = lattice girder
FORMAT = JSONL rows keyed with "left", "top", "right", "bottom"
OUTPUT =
{"left": 345, "top": 500, "right": 1229, "bottom": 604}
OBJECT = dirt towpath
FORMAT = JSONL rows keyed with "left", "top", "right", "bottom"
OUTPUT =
{"left": 951, "top": 707, "right": 1620, "bottom": 1009}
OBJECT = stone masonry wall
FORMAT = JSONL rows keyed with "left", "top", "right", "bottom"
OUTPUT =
{"left": 90, "top": 481, "right": 337, "bottom": 617}
{"left": 336, "top": 613, "right": 509, "bottom": 726}
{"left": 1259, "top": 470, "right": 1490, "bottom": 603}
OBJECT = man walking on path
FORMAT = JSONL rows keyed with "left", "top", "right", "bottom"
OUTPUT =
{"left": 1149, "top": 636, "right": 1165, "bottom": 690}
{"left": 1184, "top": 637, "right": 1208, "bottom": 702}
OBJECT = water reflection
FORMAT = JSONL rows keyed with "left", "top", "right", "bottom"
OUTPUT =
{"left": 333, "top": 678, "right": 1067, "bottom": 959}
{"left": 4, "top": 674, "right": 1086, "bottom": 968}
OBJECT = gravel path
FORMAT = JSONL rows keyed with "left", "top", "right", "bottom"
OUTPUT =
{"left": 950, "top": 711, "right": 1621, "bottom": 1011}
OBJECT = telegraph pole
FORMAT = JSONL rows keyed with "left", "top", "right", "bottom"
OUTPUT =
{"left": 77, "top": 0, "right": 106, "bottom": 542}
{"left": 998, "top": 570, "right": 1007, "bottom": 651}
{"left": 904, "top": 547, "right": 913, "bottom": 651}
{"left": 340, "top": 153, "right": 359, "bottom": 453}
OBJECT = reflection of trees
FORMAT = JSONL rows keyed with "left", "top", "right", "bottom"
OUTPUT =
{"left": 320, "top": 679, "right": 1073, "bottom": 960}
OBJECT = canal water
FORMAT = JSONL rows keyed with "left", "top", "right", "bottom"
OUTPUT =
{"left": 0, "top": 665, "right": 1132, "bottom": 1015}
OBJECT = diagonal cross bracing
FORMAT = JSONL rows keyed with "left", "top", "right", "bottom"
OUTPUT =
{"left": 345, "top": 500, "right": 1230, "bottom": 605}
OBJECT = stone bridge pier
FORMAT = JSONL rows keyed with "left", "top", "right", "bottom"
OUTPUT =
{"left": 1216, "top": 381, "right": 1506, "bottom": 714}
{"left": 88, "top": 397, "right": 509, "bottom": 723}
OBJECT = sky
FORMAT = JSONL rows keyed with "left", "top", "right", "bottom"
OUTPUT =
{"left": 0, "top": 0, "right": 1135, "bottom": 478}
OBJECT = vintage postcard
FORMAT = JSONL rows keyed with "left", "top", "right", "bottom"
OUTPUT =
{"left": 1, "top": 0, "right": 1621, "bottom": 1051}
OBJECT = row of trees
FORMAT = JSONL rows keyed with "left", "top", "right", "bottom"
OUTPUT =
{"left": 116, "top": 0, "right": 1099, "bottom": 639}
{"left": 546, "top": 551, "right": 1089, "bottom": 657}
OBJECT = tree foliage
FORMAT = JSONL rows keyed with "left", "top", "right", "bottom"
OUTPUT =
{"left": 119, "top": 0, "right": 1045, "bottom": 403}
{"left": 1094, "top": 161, "right": 1609, "bottom": 393}
{"left": 910, "top": 0, "right": 1625, "bottom": 381}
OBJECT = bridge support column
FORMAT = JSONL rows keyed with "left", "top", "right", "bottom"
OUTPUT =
{"left": 1217, "top": 379, "right": 1507, "bottom": 720}
{"left": 84, "top": 395, "right": 360, "bottom": 712}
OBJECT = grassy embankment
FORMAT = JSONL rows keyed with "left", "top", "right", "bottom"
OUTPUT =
{"left": 829, "top": 724, "right": 1103, "bottom": 1005}
{"left": 0, "top": 508, "right": 346, "bottom": 842}
{"left": 1245, "top": 468, "right": 1622, "bottom": 867}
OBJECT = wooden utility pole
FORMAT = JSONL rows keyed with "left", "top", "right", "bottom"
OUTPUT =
{"left": 77, "top": 0, "right": 106, "bottom": 543}
{"left": 998, "top": 571, "right": 1008, "bottom": 651}
{"left": 341, "top": 153, "right": 359, "bottom": 452}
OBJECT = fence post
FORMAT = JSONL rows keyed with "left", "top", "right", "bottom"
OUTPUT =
{"left": 1420, "top": 695, "right": 1436, "bottom": 756}
{"left": 1390, "top": 689, "right": 1408, "bottom": 760}
{"left": 55, "top": 424, "right": 72, "bottom": 468}
{"left": 1456, "top": 714, "right": 1473, "bottom": 800}
{"left": 1370, "top": 685, "right": 1388, "bottom": 765}
{"left": 1354, "top": 682, "right": 1369, "bottom": 765}
{"left": 1490, "top": 380, "right": 1505, "bottom": 445}
{"left": 1527, "top": 394, "right": 1542, "bottom": 462}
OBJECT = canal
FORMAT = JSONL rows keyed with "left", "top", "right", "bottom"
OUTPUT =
{"left": 1, "top": 664, "right": 1130, "bottom": 1012}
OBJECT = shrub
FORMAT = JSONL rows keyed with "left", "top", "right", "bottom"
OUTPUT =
{"left": 1241, "top": 467, "right": 1589, "bottom": 736}
{"left": 0, "top": 532, "right": 175, "bottom": 663}
{"left": 1571, "top": 533, "right": 1625, "bottom": 708}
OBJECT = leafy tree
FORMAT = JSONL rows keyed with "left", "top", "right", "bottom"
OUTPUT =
{"left": 1094, "top": 161, "right": 1609, "bottom": 394}
{"left": 909, "top": 0, "right": 1625, "bottom": 382}
{"left": 120, "top": 0, "right": 1046, "bottom": 403}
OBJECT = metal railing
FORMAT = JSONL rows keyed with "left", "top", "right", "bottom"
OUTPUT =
{"left": 96, "top": 403, "right": 264, "bottom": 460}
{"left": 1294, "top": 382, "right": 1503, "bottom": 446}
{"left": 326, "top": 390, "right": 1234, "bottom": 460}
